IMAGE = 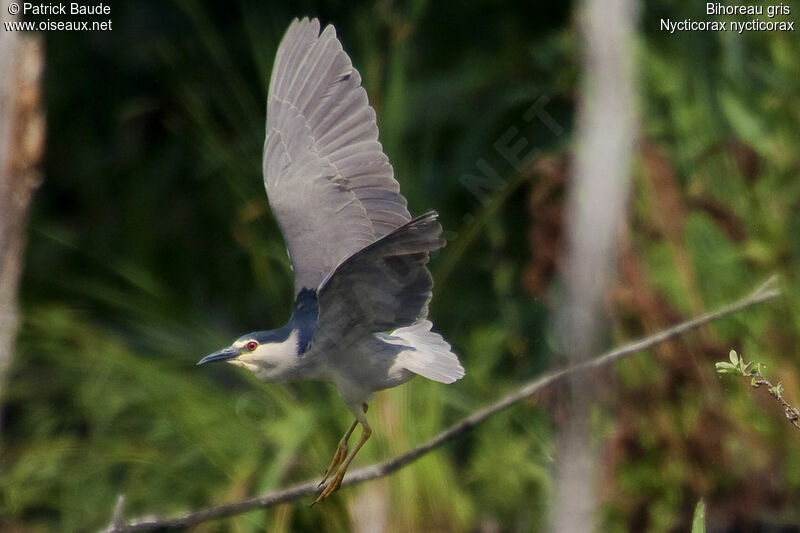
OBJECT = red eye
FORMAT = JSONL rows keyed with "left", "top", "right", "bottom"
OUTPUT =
{"left": 246, "top": 341, "right": 258, "bottom": 352}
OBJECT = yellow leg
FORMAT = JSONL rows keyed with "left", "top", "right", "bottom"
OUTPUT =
{"left": 313, "top": 403, "right": 370, "bottom": 505}
{"left": 318, "top": 419, "right": 358, "bottom": 487}
{"left": 318, "top": 403, "right": 368, "bottom": 487}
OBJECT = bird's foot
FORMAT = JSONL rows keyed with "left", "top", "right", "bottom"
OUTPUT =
{"left": 312, "top": 466, "right": 347, "bottom": 505}
{"left": 318, "top": 442, "right": 348, "bottom": 487}
{"left": 311, "top": 405, "right": 370, "bottom": 506}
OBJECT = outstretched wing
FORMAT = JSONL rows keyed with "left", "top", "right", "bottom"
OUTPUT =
{"left": 314, "top": 212, "right": 444, "bottom": 349}
{"left": 263, "top": 17, "right": 411, "bottom": 296}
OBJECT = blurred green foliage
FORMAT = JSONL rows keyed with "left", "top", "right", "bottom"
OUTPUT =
{"left": 2, "top": 0, "right": 800, "bottom": 531}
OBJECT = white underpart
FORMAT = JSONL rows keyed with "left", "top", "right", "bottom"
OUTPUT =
{"left": 384, "top": 320, "right": 464, "bottom": 384}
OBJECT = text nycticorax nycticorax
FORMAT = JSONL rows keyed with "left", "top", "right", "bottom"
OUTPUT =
{"left": 197, "top": 17, "right": 464, "bottom": 504}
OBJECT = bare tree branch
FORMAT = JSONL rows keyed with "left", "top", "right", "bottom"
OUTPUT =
{"left": 107, "top": 275, "right": 781, "bottom": 532}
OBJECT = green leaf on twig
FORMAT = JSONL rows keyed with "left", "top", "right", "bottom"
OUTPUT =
{"left": 715, "top": 361, "right": 739, "bottom": 374}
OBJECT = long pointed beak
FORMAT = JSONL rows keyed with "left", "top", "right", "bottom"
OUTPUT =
{"left": 197, "top": 346, "right": 239, "bottom": 366}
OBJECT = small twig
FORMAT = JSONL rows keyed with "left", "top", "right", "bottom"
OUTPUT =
{"left": 101, "top": 495, "right": 127, "bottom": 533}
{"left": 751, "top": 376, "right": 800, "bottom": 430}
{"left": 716, "top": 342, "right": 799, "bottom": 431}
{"left": 106, "top": 276, "right": 782, "bottom": 532}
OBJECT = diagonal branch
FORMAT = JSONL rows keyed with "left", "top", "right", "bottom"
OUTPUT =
{"left": 106, "top": 275, "right": 781, "bottom": 532}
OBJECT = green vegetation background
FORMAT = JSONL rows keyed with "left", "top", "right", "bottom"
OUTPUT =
{"left": 3, "top": 0, "right": 800, "bottom": 531}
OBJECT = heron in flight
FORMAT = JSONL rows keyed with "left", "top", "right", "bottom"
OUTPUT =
{"left": 198, "top": 17, "right": 464, "bottom": 504}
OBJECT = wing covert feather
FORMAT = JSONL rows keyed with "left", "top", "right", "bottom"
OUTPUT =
{"left": 314, "top": 212, "right": 445, "bottom": 349}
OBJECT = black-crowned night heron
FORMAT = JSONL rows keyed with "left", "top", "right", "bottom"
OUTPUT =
{"left": 197, "top": 17, "right": 464, "bottom": 504}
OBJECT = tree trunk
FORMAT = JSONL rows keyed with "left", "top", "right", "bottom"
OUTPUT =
{"left": 0, "top": 10, "right": 45, "bottom": 435}
{"left": 551, "top": 0, "right": 637, "bottom": 531}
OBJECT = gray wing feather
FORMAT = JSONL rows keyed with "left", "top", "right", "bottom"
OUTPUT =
{"left": 315, "top": 212, "right": 444, "bottom": 348}
{"left": 264, "top": 18, "right": 411, "bottom": 295}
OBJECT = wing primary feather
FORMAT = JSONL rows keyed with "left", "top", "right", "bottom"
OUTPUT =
{"left": 264, "top": 18, "right": 412, "bottom": 295}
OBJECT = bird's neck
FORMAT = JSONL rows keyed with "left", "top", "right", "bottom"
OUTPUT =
{"left": 286, "top": 287, "right": 319, "bottom": 354}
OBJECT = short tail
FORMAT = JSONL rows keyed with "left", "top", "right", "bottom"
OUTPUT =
{"left": 387, "top": 320, "right": 464, "bottom": 384}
